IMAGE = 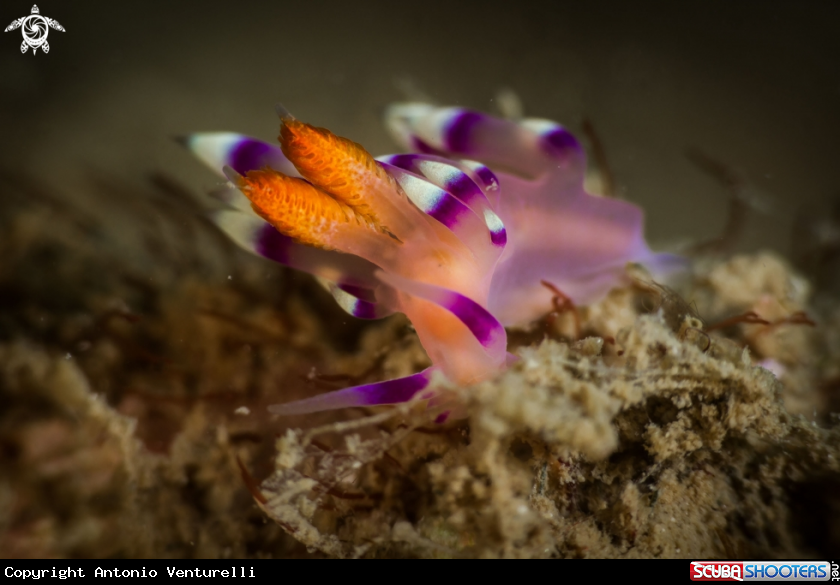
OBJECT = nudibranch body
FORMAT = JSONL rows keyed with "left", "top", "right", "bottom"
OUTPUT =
{"left": 185, "top": 103, "right": 678, "bottom": 415}
{"left": 383, "top": 104, "right": 682, "bottom": 326}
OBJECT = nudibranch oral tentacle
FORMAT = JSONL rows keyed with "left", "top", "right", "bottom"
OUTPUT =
{"left": 267, "top": 367, "right": 438, "bottom": 416}
{"left": 186, "top": 132, "right": 301, "bottom": 179}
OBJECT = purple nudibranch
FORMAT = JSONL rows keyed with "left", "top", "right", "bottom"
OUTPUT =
{"left": 183, "top": 102, "right": 681, "bottom": 416}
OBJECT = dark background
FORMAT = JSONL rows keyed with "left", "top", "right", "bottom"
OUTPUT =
{"left": 1, "top": 0, "right": 839, "bottom": 256}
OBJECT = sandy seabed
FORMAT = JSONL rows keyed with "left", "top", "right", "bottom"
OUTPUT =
{"left": 1, "top": 166, "right": 839, "bottom": 559}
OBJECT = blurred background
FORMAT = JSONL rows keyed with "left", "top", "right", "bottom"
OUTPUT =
{"left": 1, "top": 0, "right": 840, "bottom": 559}
{"left": 1, "top": 0, "right": 838, "bottom": 256}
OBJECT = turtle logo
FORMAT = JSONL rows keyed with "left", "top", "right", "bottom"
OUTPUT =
{"left": 5, "top": 5, "right": 65, "bottom": 55}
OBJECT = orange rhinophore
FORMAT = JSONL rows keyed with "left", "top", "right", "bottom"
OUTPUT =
{"left": 237, "top": 169, "right": 378, "bottom": 249}
{"left": 279, "top": 116, "right": 395, "bottom": 224}
{"left": 231, "top": 167, "right": 393, "bottom": 257}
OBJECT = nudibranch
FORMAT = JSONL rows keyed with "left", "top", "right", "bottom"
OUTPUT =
{"left": 184, "top": 103, "right": 679, "bottom": 415}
